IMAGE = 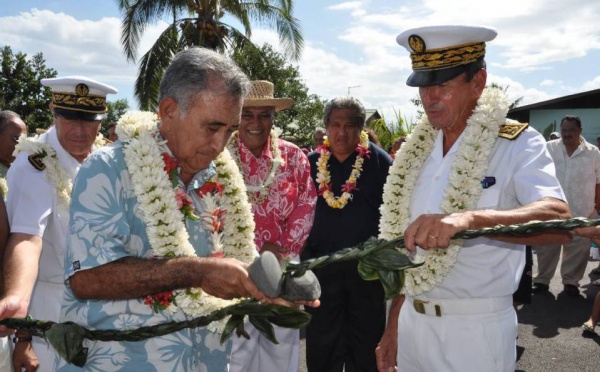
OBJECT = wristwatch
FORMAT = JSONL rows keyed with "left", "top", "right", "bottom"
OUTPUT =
{"left": 12, "top": 335, "right": 32, "bottom": 343}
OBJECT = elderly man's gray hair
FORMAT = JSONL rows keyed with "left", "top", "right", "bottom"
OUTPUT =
{"left": 159, "top": 47, "right": 250, "bottom": 114}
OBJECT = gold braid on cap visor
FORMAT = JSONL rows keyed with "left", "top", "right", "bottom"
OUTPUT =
{"left": 52, "top": 91, "right": 107, "bottom": 114}
{"left": 410, "top": 42, "right": 486, "bottom": 71}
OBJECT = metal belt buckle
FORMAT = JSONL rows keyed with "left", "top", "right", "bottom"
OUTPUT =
{"left": 413, "top": 299, "right": 442, "bottom": 317}
{"left": 413, "top": 299, "right": 427, "bottom": 314}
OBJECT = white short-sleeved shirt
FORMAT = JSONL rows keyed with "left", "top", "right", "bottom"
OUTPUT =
{"left": 546, "top": 137, "right": 600, "bottom": 218}
{"left": 7, "top": 125, "right": 80, "bottom": 287}
{"left": 410, "top": 126, "right": 565, "bottom": 299}
{"left": 7, "top": 126, "right": 81, "bottom": 370}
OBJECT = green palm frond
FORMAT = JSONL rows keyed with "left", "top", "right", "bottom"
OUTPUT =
{"left": 134, "top": 23, "right": 180, "bottom": 111}
{"left": 116, "top": 0, "right": 304, "bottom": 108}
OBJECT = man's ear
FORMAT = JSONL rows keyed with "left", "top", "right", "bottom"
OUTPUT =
{"left": 474, "top": 69, "right": 487, "bottom": 91}
{"left": 158, "top": 98, "right": 178, "bottom": 120}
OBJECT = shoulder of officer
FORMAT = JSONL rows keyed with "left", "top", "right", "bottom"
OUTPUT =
{"left": 498, "top": 121, "right": 528, "bottom": 140}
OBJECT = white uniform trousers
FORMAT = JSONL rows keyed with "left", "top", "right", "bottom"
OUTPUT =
{"left": 534, "top": 235, "right": 591, "bottom": 286}
{"left": 229, "top": 321, "right": 299, "bottom": 372}
{"left": 30, "top": 281, "right": 63, "bottom": 371}
{"left": 0, "top": 336, "right": 12, "bottom": 372}
{"left": 397, "top": 296, "right": 517, "bottom": 372}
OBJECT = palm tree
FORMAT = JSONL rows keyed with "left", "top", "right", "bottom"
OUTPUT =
{"left": 117, "top": 0, "right": 303, "bottom": 110}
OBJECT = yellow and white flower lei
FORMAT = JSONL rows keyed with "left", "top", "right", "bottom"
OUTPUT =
{"left": 12, "top": 132, "right": 107, "bottom": 209}
{"left": 379, "top": 87, "right": 510, "bottom": 296}
{"left": 0, "top": 178, "right": 7, "bottom": 198}
{"left": 316, "top": 131, "right": 369, "bottom": 209}
{"left": 116, "top": 111, "right": 256, "bottom": 331}
{"left": 227, "top": 130, "right": 284, "bottom": 204}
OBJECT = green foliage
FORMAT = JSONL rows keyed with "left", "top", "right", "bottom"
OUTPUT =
{"left": 0, "top": 46, "right": 57, "bottom": 131}
{"left": 102, "top": 98, "right": 130, "bottom": 135}
{"left": 542, "top": 121, "right": 556, "bottom": 140}
{"left": 368, "top": 108, "right": 416, "bottom": 151}
{"left": 117, "top": 0, "right": 303, "bottom": 111}
{"left": 231, "top": 43, "right": 325, "bottom": 146}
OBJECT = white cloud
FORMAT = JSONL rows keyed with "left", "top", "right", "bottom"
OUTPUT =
{"left": 0, "top": 8, "right": 168, "bottom": 107}
{"left": 4, "top": 1, "right": 600, "bottom": 124}
{"left": 540, "top": 79, "right": 560, "bottom": 87}
{"left": 583, "top": 76, "right": 600, "bottom": 91}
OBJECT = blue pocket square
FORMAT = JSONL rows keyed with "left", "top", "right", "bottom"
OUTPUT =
{"left": 481, "top": 176, "right": 496, "bottom": 189}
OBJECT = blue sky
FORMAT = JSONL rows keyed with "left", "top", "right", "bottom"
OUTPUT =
{"left": 2, "top": 0, "right": 600, "bottom": 122}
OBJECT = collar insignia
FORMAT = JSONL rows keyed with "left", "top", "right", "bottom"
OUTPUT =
{"left": 28, "top": 153, "right": 46, "bottom": 171}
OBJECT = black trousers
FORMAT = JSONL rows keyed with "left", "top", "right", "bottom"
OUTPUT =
{"left": 305, "top": 260, "right": 386, "bottom": 372}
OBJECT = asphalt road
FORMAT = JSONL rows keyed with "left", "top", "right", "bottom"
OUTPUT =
{"left": 298, "top": 254, "right": 600, "bottom": 372}
{"left": 515, "top": 253, "right": 600, "bottom": 372}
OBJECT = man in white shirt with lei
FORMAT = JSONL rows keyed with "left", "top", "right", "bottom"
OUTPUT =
{"left": 375, "top": 25, "right": 571, "bottom": 372}
{"left": 0, "top": 76, "right": 117, "bottom": 371}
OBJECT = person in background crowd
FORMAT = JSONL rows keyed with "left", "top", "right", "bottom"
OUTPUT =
{"left": 582, "top": 291, "right": 600, "bottom": 335}
{"left": 106, "top": 122, "right": 119, "bottom": 142}
{"left": 312, "top": 127, "right": 325, "bottom": 150}
{"left": 0, "top": 76, "right": 117, "bottom": 372}
{"left": 532, "top": 115, "right": 600, "bottom": 296}
{"left": 389, "top": 136, "right": 406, "bottom": 159}
{"left": 375, "top": 25, "right": 570, "bottom": 372}
{"left": 303, "top": 96, "right": 393, "bottom": 372}
{"left": 365, "top": 127, "right": 383, "bottom": 148}
{"left": 549, "top": 131, "right": 560, "bottom": 140}
{"left": 0, "top": 110, "right": 27, "bottom": 197}
{"left": 228, "top": 80, "right": 317, "bottom": 372}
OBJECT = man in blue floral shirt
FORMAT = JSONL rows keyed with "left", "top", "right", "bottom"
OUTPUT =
{"left": 56, "top": 48, "right": 272, "bottom": 371}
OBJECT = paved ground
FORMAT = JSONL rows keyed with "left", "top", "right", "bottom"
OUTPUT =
{"left": 515, "top": 253, "right": 600, "bottom": 372}
{"left": 298, "top": 254, "right": 600, "bottom": 372}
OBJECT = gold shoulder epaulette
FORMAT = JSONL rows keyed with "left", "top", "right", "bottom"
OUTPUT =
{"left": 28, "top": 153, "right": 46, "bottom": 171}
{"left": 498, "top": 122, "right": 528, "bottom": 140}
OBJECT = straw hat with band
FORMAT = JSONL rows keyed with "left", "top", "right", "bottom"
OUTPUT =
{"left": 243, "top": 80, "right": 293, "bottom": 112}
{"left": 41, "top": 76, "right": 118, "bottom": 121}
{"left": 396, "top": 25, "right": 497, "bottom": 87}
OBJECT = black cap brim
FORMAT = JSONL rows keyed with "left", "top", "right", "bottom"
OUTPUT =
{"left": 406, "top": 65, "right": 469, "bottom": 87}
{"left": 54, "top": 107, "right": 105, "bottom": 121}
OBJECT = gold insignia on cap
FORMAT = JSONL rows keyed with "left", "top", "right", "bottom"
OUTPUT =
{"left": 28, "top": 153, "right": 46, "bottom": 171}
{"left": 408, "top": 34, "right": 426, "bottom": 53}
{"left": 410, "top": 42, "right": 486, "bottom": 71}
{"left": 75, "top": 83, "right": 89, "bottom": 96}
{"left": 498, "top": 122, "right": 528, "bottom": 140}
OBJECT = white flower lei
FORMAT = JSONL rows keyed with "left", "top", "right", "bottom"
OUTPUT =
{"left": 378, "top": 87, "right": 510, "bottom": 296}
{"left": 227, "top": 130, "right": 284, "bottom": 204}
{"left": 13, "top": 132, "right": 107, "bottom": 209}
{"left": 316, "top": 131, "right": 370, "bottom": 209}
{"left": 116, "top": 111, "right": 256, "bottom": 331}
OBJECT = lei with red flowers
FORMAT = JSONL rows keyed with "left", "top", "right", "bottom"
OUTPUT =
{"left": 315, "top": 130, "right": 370, "bottom": 209}
{"left": 117, "top": 110, "right": 256, "bottom": 330}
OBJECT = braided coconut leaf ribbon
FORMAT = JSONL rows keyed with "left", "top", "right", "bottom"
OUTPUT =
{"left": 1, "top": 217, "right": 597, "bottom": 367}
{"left": 284, "top": 217, "right": 600, "bottom": 299}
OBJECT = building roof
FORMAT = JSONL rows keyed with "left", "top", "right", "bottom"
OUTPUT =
{"left": 507, "top": 88, "right": 600, "bottom": 123}
{"left": 365, "top": 109, "right": 381, "bottom": 125}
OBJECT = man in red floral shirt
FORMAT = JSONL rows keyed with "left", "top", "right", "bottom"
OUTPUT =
{"left": 228, "top": 80, "right": 317, "bottom": 372}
